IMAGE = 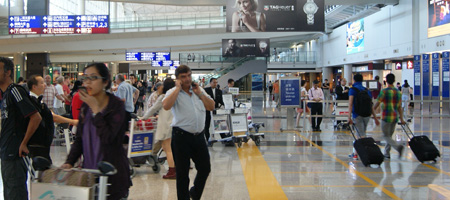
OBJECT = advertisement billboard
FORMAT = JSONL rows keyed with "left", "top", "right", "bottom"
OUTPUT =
{"left": 346, "top": 19, "right": 364, "bottom": 54}
{"left": 222, "top": 39, "right": 270, "bottom": 57}
{"left": 226, "top": 0, "right": 324, "bottom": 32}
{"left": 428, "top": 0, "right": 450, "bottom": 37}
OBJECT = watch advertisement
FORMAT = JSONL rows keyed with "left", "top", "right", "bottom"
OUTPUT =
{"left": 428, "top": 0, "right": 450, "bottom": 38}
{"left": 346, "top": 19, "right": 364, "bottom": 54}
{"left": 226, "top": 0, "right": 324, "bottom": 32}
{"left": 222, "top": 39, "right": 270, "bottom": 57}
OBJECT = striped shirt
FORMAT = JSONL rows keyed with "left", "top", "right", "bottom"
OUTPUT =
{"left": 377, "top": 86, "right": 402, "bottom": 123}
{"left": 43, "top": 84, "right": 57, "bottom": 109}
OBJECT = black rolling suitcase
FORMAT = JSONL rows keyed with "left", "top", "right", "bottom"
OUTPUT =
{"left": 350, "top": 124, "right": 384, "bottom": 167}
{"left": 401, "top": 124, "right": 440, "bottom": 163}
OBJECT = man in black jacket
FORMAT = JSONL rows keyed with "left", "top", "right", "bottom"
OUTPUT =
{"left": 335, "top": 78, "right": 350, "bottom": 127}
{"left": 204, "top": 78, "right": 224, "bottom": 142}
{"left": 335, "top": 78, "right": 349, "bottom": 100}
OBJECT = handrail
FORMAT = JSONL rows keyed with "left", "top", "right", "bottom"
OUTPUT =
{"left": 200, "top": 57, "right": 255, "bottom": 84}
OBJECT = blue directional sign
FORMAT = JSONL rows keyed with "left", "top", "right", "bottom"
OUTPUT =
{"left": 443, "top": 52, "right": 450, "bottom": 98}
{"left": 423, "top": 54, "right": 430, "bottom": 97}
{"left": 140, "top": 52, "right": 156, "bottom": 61}
{"left": 155, "top": 52, "right": 171, "bottom": 61}
{"left": 151, "top": 60, "right": 174, "bottom": 67}
{"left": 280, "top": 78, "right": 300, "bottom": 107}
{"left": 9, "top": 15, "right": 109, "bottom": 35}
{"left": 9, "top": 15, "right": 42, "bottom": 34}
{"left": 414, "top": 55, "right": 421, "bottom": 96}
{"left": 432, "top": 53, "right": 440, "bottom": 97}
{"left": 42, "top": 15, "right": 76, "bottom": 34}
{"left": 126, "top": 52, "right": 140, "bottom": 61}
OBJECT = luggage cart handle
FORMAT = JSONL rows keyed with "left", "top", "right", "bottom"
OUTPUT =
{"left": 400, "top": 123, "right": 414, "bottom": 139}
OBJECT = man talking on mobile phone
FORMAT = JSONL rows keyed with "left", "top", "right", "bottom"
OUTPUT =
{"left": 163, "top": 65, "right": 215, "bottom": 200}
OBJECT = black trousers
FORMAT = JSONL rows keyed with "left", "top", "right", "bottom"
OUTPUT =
{"left": 204, "top": 112, "right": 211, "bottom": 142}
{"left": 2, "top": 159, "right": 28, "bottom": 200}
{"left": 171, "top": 127, "right": 211, "bottom": 200}
{"left": 310, "top": 103, "right": 323, "bottom": 129}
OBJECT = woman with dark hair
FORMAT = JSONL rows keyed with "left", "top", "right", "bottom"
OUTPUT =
{"left": 71, "top": 80, "right": 83, "bottom": 119}
{"left": 61, "top": 63, "right": 132, "bottom": 199}
{"left": 141, "top": 78, "right": 176, "bottom": 179}
{"left": 296, "top": 80, "right": 309, "bottom": 128}
{"left": 401, "top": 80, "right": 411, "bottom": 117}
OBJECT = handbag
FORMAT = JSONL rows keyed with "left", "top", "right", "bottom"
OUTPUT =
{"left": 39, "top": 168, "right": 96, "bottom": 187}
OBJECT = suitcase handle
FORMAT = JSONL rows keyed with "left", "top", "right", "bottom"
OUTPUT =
{"left": 23, "top": 155, "right": 36, "bottom": 180}
{"left": 400, "top": 123, "right": 414, "bottom": 139}
{"left": 349, "top": 124, "right": 362, "bottom": 140}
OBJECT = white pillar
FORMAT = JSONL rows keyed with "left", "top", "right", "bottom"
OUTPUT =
{"left": 16, "top": 0, "right": 24, "bottom": 15}
{"left": 110, "top": 62, "right": 118, "bottom": 75}
{"left": 322, "top": 67, "right": 332, "bottom": 82}
{"left": 373, "top": 70, "right": 383, "bottom": 80}
{"left": 111, "top": 2, "right": 117, "bottom": 22}
{"left": 78, "top": 0, "right": 85, "bottom": 15}
{"left": 344, "top": 64, "right": 353, "bottom": 84}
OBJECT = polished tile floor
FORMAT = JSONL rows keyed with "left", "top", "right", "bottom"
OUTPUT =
{"left": 2, "top": 93, "right": 450, "bottom": 200}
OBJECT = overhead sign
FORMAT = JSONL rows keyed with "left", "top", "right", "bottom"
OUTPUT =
{"left": 9, "top": 15, "right": 109, "bottom": 35}
{"left": 126, "top": 51, "right": 171, "bottom": 62}
{"left": 226, "top": 0, "right": 324, "bottom": 32}
{"left": 395, "top": 62, "right": 402, "bottom": 70}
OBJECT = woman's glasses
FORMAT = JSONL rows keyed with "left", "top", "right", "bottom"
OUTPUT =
{"left": 81, "top": 75, "right": 105, "bottom": 82}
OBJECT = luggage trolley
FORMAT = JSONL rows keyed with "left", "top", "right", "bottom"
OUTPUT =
{"left": 238, "top": 102, "right": 265, "bottom": 146}
{"left": 24, "top": 156, "right": 117, "bottom": 200}
{"left": 334, "top": 102, "right": 350, "bottom": 130}
{"left": 209, "top": 109, "right": 233, "bottom": 146}
{"left": 127, "top": 118, "right": 160, "bottom": 178}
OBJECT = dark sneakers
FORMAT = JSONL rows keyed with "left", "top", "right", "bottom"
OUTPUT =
{"left": 190, "top": 187, "right": 199, "bottom": 200}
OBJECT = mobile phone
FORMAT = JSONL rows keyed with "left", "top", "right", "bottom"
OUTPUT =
{"left": 191, "top": 82, "right": 197, "bottom": 87}
{"left": 78, "top": 86, "right": 87, "bottom": 93}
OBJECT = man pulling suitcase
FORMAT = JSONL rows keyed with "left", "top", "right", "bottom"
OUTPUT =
{"left": 373, "top": 73, "right": 405, "bottom": 159}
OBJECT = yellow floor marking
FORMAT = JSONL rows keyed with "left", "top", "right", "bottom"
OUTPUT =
{"left": 282, "top": 185, "right": 447, "bottom": 188}
{"left": 294, "top": 131, "right": 402, "bottom": 200}
{"left": 272, "top": 171, "right": 438, "bottom": 174}
{"left": 237, "top": 140, "right": 288, "bottom": 200}
{"left": 266, "top": 160, "right": 337, "bottom": 163}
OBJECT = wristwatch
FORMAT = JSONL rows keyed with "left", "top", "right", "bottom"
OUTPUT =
{"left": 303, "top": 0, "right": 319, "bottom": 25}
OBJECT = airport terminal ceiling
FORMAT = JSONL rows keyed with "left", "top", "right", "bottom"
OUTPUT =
{"left": 0, "top": 0, "right": 398, "bottom": 61}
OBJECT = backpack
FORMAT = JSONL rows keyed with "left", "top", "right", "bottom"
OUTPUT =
{"left": 352, "top": 87, "right": 373, "bottom": 117}
{"left": 8, "top": 85, "right": 54, "bottom": 147}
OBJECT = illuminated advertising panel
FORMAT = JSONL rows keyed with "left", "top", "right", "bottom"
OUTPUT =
{"left": 226, "top": 0, "right": 324, "bottom": 32}
{"left": 346, "top": 19, "right": 364, "bottom": 54}
{"left": 222, "top": 39, "right": 270, "bottom": 57}
{"left": 428, "top": 0, "right": 450, "bottom": 37}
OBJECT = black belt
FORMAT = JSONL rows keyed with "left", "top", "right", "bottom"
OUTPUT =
{"left": 173, "top": 127, "right": 203, "bottom": 136}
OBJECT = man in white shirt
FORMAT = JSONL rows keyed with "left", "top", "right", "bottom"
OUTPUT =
{"left": 308, "top": 80, "right": 324, "bottom": 132}
{"left": 163, "top": 65, "right": 215, "bottom": 200}
{"left": 53, "top": 76, "right": 66, "bottom": 115}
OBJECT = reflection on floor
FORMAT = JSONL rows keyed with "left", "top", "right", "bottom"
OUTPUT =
{"left": 0, "top": 93, "right": 450, "bottom": 200}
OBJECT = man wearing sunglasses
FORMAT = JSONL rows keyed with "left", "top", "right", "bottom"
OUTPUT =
{"left": 114, "top": 74, "right": 139, "bottom": 127}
